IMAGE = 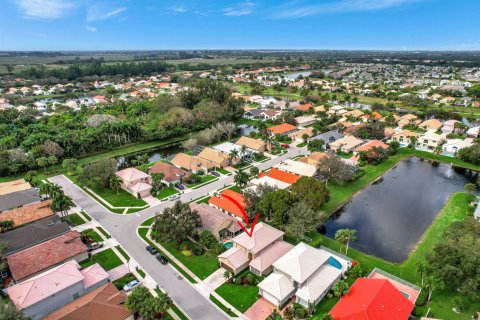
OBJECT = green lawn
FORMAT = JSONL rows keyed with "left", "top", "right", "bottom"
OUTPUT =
{"left": 80, "top": 248, "right": 123, "bottom": 271}
{"left": 89, "top": 185, "right": 147, "bottom": 207}
{"left": 194, "top": 196, "right": 211, "bottom": 204}
{"left": 156, "top": 186, "right": 179, "bottom": 200}
{"left": 187, "top": 175, "right": 217, "bottom": 189}
{"left": 81, "top": 229, "right": 103, "bottom": 243}
{"left": 137, "top": 268, "right": 146, "bottom": 278}
{"left": 79, "top": 211, "right": 92, "bottom": 221}
{"left": 228, "top": 185, "right": 242, "bottom": 193}
{"left": 141, "top": 216, "right": 156, "bottom": 227}
{"left": 112, "top": 273, "right": 137, "bottom": 290}
{"left": 210, "top": 295, "right": 238, "bottom": 317}
{"left": 215, "top": 284, "right": 259, "bottom": 313}
{"left": 217, "top": 168, "right": 230, "bottom": 175}
{"left": 158, "top": 240, "right": 219, "bottom": 280}
{"left": 303, "top": 193, "right": 477, "bottom": 319}
{"left": 137, "top": 228, "right": 196, "bottom": 283}
{"left": 68, "top": 213, "right": 86, "bottom": 226}
{"left": 96, "top": 227, "right": 110, "bottom": 239}
{"left": 116, "top": 246, "right": 130, "bottom": 261}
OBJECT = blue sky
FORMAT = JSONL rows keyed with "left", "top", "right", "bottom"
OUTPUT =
{"left": 1, "top": 0, "right": 479, "bottom": 51}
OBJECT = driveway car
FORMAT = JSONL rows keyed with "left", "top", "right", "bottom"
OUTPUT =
{"left": 123, "top": 280, "right": 141, "bottom": 292}
{"left": 146, "top": 246, "right": 158, "bottom": 255}
{"left": 211, "top": 171, "right": 220, "bottom": 177}
{"left": 280, "top": 143, "right": 290, "bottom": 148}
{"left": 156, "top": 254, "right": 168, "bottom": 265}
{"left": 169, "top": 194, "right": 180, "bottom": 201}
{"left": 87, "top": 242, "right": 103, "bottom": 252}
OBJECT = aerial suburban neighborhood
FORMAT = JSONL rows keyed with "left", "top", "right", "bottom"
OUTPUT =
{"left": 1, "top": 1, "right": 480, "bottom": 320}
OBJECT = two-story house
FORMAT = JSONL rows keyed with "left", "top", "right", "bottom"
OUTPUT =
{"left": 115, "top": 167, "right": 152, "bottom": 199}
{"left": 218, "top": 223, "right": 293, "bottom": 276}
{"left": 415, "top": 131, "right": 446, "bottom": 152}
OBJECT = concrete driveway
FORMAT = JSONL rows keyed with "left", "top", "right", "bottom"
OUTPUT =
{"left": 49, "top": 145, "right": 305, "bottom": 320}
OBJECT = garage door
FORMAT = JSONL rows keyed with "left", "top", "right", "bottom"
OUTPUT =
{"left": 261, "top": 290, "right": 280, "bottom": 307}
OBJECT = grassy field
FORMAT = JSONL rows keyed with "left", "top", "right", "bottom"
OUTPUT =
{"left": 187, "top": 175, "right": 217, "bottom": 188}
{"left": 80, "top": 248, "right": 123, "bottom": 271}
{"left": 141, "top": 216, "right": 156, "bottom": 227}
{"left": 156, "top": 186, "right": 179, "bottom": 200}
{"left": 89, "top": 185, "right": 147, "bottom": 207}
{"left": 116, "top": 246, "right": 130, "bottom": 261}
{"left": 96, "top": 226, "right": 110, "bottom": 238}
{"left": 303, "top": 193, "right": 477, "bottom": 319}
{"left": 210, "top": 295, "right": 238, "bottom": 317}
{"left": 215, "top": 284, "right": 259, "bottom": 313}
{"left": 68, "top": 213, "right": 86, "bottom": 226}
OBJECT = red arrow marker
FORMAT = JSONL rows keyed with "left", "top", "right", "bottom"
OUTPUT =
{"left": 222, "top": 193, "right": 260, "bottom": 238}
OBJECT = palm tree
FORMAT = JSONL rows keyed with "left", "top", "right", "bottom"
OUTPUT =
{"left": 249, "top": 166, "right": 259, "bottom": 177}
{"left": 465, "top": 182, "right": 477, "bottom": 195}
{"left": 151, "top": 172, "right": 165, "bottom": 191}
{"left": 223, "top": 270, "right": 232, "bottom": 283}
{"left": 109, "top": 176, "right": 122, "bottom": 195}
{"left": 332, "top": 280, "right": 350, "bottom": 297}
{"left": 335, "top": 228, "right": 357, "bottom": 255}
{"left": 40, "top": 182, "right": 63, "bottom": 198}
{"left": 234, "top": 170, "right": 249, "bottom": 189}
{"left": 240, "top": 144, "right": 248, "bottom": 159}
{"left": 51, "top": 193, "right": 75, "bottom": 221}
{"left": 229, "top": 149, "right": 239, "bottom": 165}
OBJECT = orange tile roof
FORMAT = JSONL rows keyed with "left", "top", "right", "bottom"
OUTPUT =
{"left": 354, "top": 140, "right": 389, "bottom": 153}
{"left": 259, "top": 168, "right": 300, "bottom": 185}
{"left": 0, "top": 200, "right": 53, "bottom": 227}
{"left": 295, "top": 103, "right": 313, "bottom": 111}
{"left": 267, "top": 123, "right": 297, "bottom": 135}
{"left": 208, "top": 189, "right": 245, "bottom": 219}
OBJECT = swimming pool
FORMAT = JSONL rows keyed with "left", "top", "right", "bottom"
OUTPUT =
{"left": 328, "top": 256, "right": 342, "bottom": 270}
{"left": 402, "top": 292, "right": 410, "bottom": 299}
{"left": 224, "top": 242, "right": 233, "bottom": 249}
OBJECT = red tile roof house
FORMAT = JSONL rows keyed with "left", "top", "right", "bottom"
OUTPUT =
{"left": 258, "top": 168, "right": 301, "bottom": 185}
{"left": 353, "top": 140, "right": 389, "bottom": 155}
{"left": 7, "top": 260, "right": 109, "bottom": 320}
{"left": 150, "top": 161, "right": 190, "bottom": 185}
{"left": 6, "top": 230, "right": 89, "bottom": 283}
{"left": 267, "top": 123, "right": 298, "bottom": 136}
{"left": 208, "top": 189, "right": 246, "bottom": 220}
{"left": 115, "top": 167, "right": 152, "bottom": 199}
{"left": 218, "top": 222, "right": 293, "bottom": 276}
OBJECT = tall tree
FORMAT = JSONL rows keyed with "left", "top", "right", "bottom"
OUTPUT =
{"left": 291, "top": 176, "right": 329, "bottom": 211}
{"left": 316, "top": 156, "right": 355, "bottom": 186}
{"left": 234, "top": 170, "right": 249, "bottom": 188}
{"left": 153, "top": 201, "right": 202, "bottom": 244}
{"left": 286, "top": 202, "right": 327, "bottom": 240}
{"left": 109, "top": 176, "right": 122, "bottom": 195}
{"left": 335, "top": 228, "right": 357, "bottom": 255}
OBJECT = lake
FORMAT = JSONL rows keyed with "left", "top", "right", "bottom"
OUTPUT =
{"left": 285, "top": 71, "right": 312, "bottom": 80}
{"left": 116, "top": 144, "right": 182, "bottom": 168}
{"left": 318, "top": 157, "right": 479, "bottom": 263}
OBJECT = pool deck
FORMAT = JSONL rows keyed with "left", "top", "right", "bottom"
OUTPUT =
{"left": 369, "top": 269, "right": 420, "bottom": 303}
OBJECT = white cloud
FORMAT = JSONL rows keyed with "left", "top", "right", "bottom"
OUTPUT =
{"left": 86, "top": 26, "right": 97, "bottom": 32}
{"left": 274, "top": 0, "right": 422, "bottom": 18}
{"left": 15, "top": 0, "right": 74, "bottom": 18}
{"left": 172, "top": 6, "right": 188, "bottom": 13}
{"left": 224, "top": 1, "right": 254, "bottom": 16}
{"left": 87, "top": 6, "right": 126, "bottom": 21}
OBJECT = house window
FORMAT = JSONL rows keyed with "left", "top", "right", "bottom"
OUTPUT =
{"left": 73, "top": 293, "right": 80, "bottom": 299}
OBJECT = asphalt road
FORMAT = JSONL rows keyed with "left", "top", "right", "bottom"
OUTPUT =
{"left": 49, "top": 145, "right": 305, "bottom": 320}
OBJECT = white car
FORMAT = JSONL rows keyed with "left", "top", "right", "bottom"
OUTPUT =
{"left": 169, "top": 194, "right": 180, "bottom": 201}
{"left": 123, "top": 280, "right": 141, "bottom": 292}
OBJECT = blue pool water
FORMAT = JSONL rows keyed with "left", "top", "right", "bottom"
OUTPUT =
{"left": 328, "top": 256, "right": 342, "bottom": 269}
{"left": 402, "top": 292, "right": 410, "bottom": 299}
{"left": 224, "top": 242, "right": 233, "bottom": 249}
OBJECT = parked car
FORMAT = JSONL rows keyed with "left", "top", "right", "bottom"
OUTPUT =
{"left": 211, "top": 171, "right": 220, "bottom": 177}
{"left": 280, "top": 143, "right": 290, "bottom": 149}
{"left": 175, "top": 183, "right": 185, "bottom": 190}
{"left": 146, "top": 246, "right": 157, "bottom": 255}
{"left": 156, "top": 254, "right": 168, "bottom": 265}
{"left": 169, "top": 194, "right": 180, "bottom": 201}
{"left": 123, "top": 280, "right": 141, "bottom": 292}
{"left": 87, "top": 242, "right": 103, "bottom": 252}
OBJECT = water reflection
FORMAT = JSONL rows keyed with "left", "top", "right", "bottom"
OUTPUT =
{"left": 319, "top": 157, "right": 478, "bottom": 263}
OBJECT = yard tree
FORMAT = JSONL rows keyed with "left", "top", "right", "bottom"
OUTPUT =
{"left": 415, "top": 261, "right": 429, "bottom": 286}
{"left": 424, "top": 274, "right": 445, "bottom": 302}
{"left": 151, "top": 172, "right": 165, "bottom": 191}
{"left": 332, "top": 280, "right": 350, "bottom": 297}
{"left": 464, "top": 182, "right": 477, "bottom": 195}
{"left": 62, "top": 158, "right": 78, "bottom": 174}
{"left": 291, "top": 176, "right": 329, "bottom": 211}
{"left": 335, "top": 228, "right": 357, "bottom": 255}
{"left": 47, "top": 155, "right": 58, "bottom": 167}
{"left": 39, "top": 182, "right": 63, "bottom": 198}
{"left": 80, "top": 158, "right": 117, "bottom": 188}
{"left": 285, "top": 202, "right": 326, "bottom": 240}
{"left": 316, "top": 156, "right": 355, "bottom": 186}
{"left": 153, "top": 201, "right": 202, "bottom": 244}
{"left": 457, "top": 143, "right": 480, "bottom": 165}
{"left": 249, "top": 166, "right": 259, "bottom": 177}
{"left": 229, "top": 149, "right": 239, "bottom": 165}
{"left": 125, "top": 286, "right": 171, "bottom": 320}
{"left": 426, "top": 217, "right": 480, "bottom": 297}
{"left": 23, "top": 170, "right": 37, "bottom": 184}
{"left": 0, "top": 301, "right": 31, "bottom": 320}
{"left": 259, "top": 189, "right": 298, "bottom": 229}
{"left": 36, "top": 156, "right": 49, "bottom": 172}
{"left": 243, "top": 183, "right": 276, "bottom": 220}
{"left": 51, "top": 193, "right": 75, "bottom": 221}
{"left": 43, "top": 140, "right": 64, "bottom": 158}
{"left": 109, "top": 176, "right": 122, "bottom": 195}
{"left": 234, "top": 170, "right": 249, "bottom": 188}
{"left": 307, "top": 139, "right": 324, "bottom": 152}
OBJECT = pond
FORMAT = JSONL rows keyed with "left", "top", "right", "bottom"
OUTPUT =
{"left": 318, "top": 157, "right": 479, "bottom": 263}
{"left": 285, "top": 71, "right": 312, "bottom": 80}
{"left": 116, "top": 144, "right": 183, "bottom": 169}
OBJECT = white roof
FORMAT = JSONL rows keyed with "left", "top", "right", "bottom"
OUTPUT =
{"left": 213, "top": 142, "right": 249, "bottom": 155}
{"left": 247, "top": 176, "right": 291, "bottom": 191}
{"left": 274, "top": 159, "right": 316, "bottom": 177}
{"left": 233, "top": 222, "right": 284, "bottom": 255}
{"left": 273, "top": 243, "right": 330, "bottom": 284}
{"left": 258, "top": 272, "right": 295, "bottom": 301}
{"left": 295, "top": 264, "right": 342, "bottom": 303}
{"left": 443, "top": 138, "right": 474, "bottom": 148}
{"left": 467, "top": 126, "right": 479, "bottom": 135}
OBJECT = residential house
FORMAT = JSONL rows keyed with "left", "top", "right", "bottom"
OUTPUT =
{"left": 441, "top": 119, "right": 461, "bottom": 134}
{"left": 467, "top": 126, "right": 480, "bottom": 138}
{"left": 415, "top": 131, "right": 446, "bottom": 152}
{"left": 258, "top": 243, "right": 349, "bottom": 308}
{"left": 327, "top": 106, "right": 347, "bottom": 116}
{"left": 0, "top": 188, "right": 43, "bottom": 213}
{"left": 343, "top": 109, "right": 364, "bottom": 119}
{"left": 274, "top": 159, "right": 317, "bottom": 177}
{"left": 329, "top": 278, "right": 415, "bottom": 320}
{"left": 245, "top": 176, "right": 291, "bottom": 193}
{"left": 353, "top": 140, "right": 389, "bottom": 154}
{"left": 43, "top": 282, "right": 133, "bottom": 320}
{"left": 268, "top": 123, "right": 298, "bottom": 136}
{"left": 243, "top": 109, "right": 264, "bottom": 120}
{"left": 295, "top": 115, "right": 316, "bottom": 127}
{"left": 260, "top": 109, "right": 283, "bottom": 121}
{"left": 0, "top": 200, "right": 53, "bottom": 228}
{"left": 289, "top": 127, "right": 315, "bottom": 143}
{"left": 329, "top": 136, "right": 365, "bottom": 153}
{"left": 197, "top": 147, "right": 231, "bottom": 168}
{"left": 213, "top": 142, "right": 253, "bottom": 162}
{"left": 235, "top": 136, "right": 266, "bottom": 153}
{"left": 442, "top": 139, "right": 474, "bottom": 156}
{"left": 298, "top": 152, "right": 329, "bottom": 166}
{"left": 391, "top": 130, "right": 419, "bottom": 147}
{"left": 258, "top": 168, "right": 301, "bottom": 185}
{"left": 308, "top": 130, "right": 345, "bottom": 148}
{"left": 398, "top": 114, "right": 420, "bottom": 127}
{"left": 419, "top": 119, "right": 443, "bottom": 131}
{"left": 218, "top": 223, "right": 293, "bottom": 276}
{"left": 191, "top": 203, "right": 242, "bottom": 240}
{"left": 6, "top": 230, "right": 89, "bottom": 282}
{"left": 294, "top": 103, "right": 313, "bottom": 112}
{"left": 7, "top": 260, "right": 109, "bottom": 320}
{"left": 115, "top": 168, "right": 152, "bottom": 199}
{"left": 208, "top": 189, "right": 246, "bottom": 220}
{"left": 149, "top": 162, "right": 189, "bottom": 185}
{"left": 0, "top": 179, "right": 31, "bottom": 196}
{"left": 171, "top": 153, "right": 216, "bottom": 173}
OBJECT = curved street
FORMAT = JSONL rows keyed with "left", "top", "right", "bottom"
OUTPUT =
{"left": 49, "top": 145, "right": 305, "bottom": 320}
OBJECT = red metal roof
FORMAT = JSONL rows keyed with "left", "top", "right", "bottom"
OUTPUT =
{"left": 330, "top": 278, "right": 414, "bottom": 320}
{"left": 208, "top": 189, "right": 245, "bottom": 219}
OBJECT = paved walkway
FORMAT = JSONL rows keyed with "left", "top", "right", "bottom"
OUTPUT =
{"left": 49, "top": 145, "right": 305, "bottom": 320}
{"left": 108, "top": 264, "right": 130, "bottom": 281}
{"left": 143, "top": 195, "right": 162, "bottom": 206}
{"left": 203, "top": 268, "right": 227, "bottom": 290}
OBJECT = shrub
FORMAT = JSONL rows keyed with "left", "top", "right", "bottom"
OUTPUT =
{"left": 294, "top": 307, "right": 306, "bottom": 319}
{"left": 234, "top": 277, "right": 242, "bottom": 285}
{"left": 212, "top": 243, "right": 226, "bottom": 255}
{"left": 199, "top": 230, "right": 218, "bottom": 249}
{"left": 192, "top": 246, "right": 204, "bottom": 256}
{"left": 415, "top": 289, "right": 428, "bottom": 307}
{"left": 245, "top": 274, "right": 255, "bottom": 285}
{"left": 181, "top": 250, "right": 192, "bottom": 257}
